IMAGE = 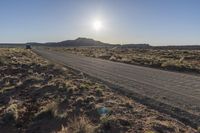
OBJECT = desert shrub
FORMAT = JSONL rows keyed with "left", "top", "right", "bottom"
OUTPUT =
{"left": 35, "top": 102, "right": 58, "bottom": 120}
{"left": 67, "top": 87, "right": 75, "bottom": 94}
{"left": 198, "top": 127, "right": 200, "bottom": 133}
{"left": 0, "top": 57, "right": 8, "bottom": 65}
{"left": 145, "top": 131, "right": 155, "bottom": 133}
{"left": 99, "top": 116, "right": 131, "bottom": 132}
{"left": 100, "top": 116, "right": 117, "bottom": 129}
{"left": 67, "top": 117, "right": 95, "bottom": 133}
{"left": 79, "top": 83, "right": 90, "bottom": 91}
{"left": 57, "top": 82, "right": 68, "bottom": 93}
{"left": 161, "top": 60, "right": 192, "bottom": 72}
{"left": 96, "top": 88, "right": 103, "bottom": 96}
{"left": 56, "top": 116, "right": 95, "bottom": 133}
{"left": 35, "top": 108, "right": 55, "bottom": 120}
{"left": 124, "top": 101, "right": 133, "bottom": 108}
{"left": 2, "top": 103, "right": 18, "bottom": 123}
{"left": 56, "top": 125, "right": 68, "bottom": 133}
{"left": 86, "top": 95, "right": 95, "bottom": 103}
{"left": 75, "top": 97, "right": 84, "bottom": 106}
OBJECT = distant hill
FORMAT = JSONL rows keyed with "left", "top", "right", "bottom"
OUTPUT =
{"left": 0, "top": 43, "right": 25, "bottom": 48}
{"left": 2, "top": 38, "right": 151, "bottom": 48}
{"left": 41, "top": 38, "right": 151, "bottom": 48}
{"left": 1, "top": 37, "right": 200, "bottom": 50}
{"left": 154, "top": 45, "right": 200, "bottom": 50}
{"left": 54, "top": 37, "right": 113, "bottom": 47}
{"left": 120, "top": 43, "right": 151, "bottom": 48}
{"left": 24, "top": 38, "right": 114, "bottom": 47}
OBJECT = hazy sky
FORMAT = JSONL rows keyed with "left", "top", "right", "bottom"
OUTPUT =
{"left": 0, "top": 0, "right": 200, "bottom": 45}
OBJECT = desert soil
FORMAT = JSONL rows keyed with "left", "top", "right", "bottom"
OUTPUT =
{"left": 0, "top": 48, "right": 197, "bottom": 133}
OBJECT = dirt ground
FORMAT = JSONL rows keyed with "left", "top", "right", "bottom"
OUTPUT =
{"left": 0, "top": 48, "right": 197, "bottom": 133}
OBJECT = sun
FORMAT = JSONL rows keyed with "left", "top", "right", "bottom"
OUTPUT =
{"left": 93, "top": 20, "right": 102, "bottom": 31}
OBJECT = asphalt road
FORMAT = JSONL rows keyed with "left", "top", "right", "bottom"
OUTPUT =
{"left": 33, "top": 47, "right": 200, "bottom": 126}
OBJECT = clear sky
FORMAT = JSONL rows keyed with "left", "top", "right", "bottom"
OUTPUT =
{"left": 0, "top": 0, "right": 200, "bottom": 45}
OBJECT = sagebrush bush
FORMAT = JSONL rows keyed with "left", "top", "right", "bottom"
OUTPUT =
{"left": 96, "top": 88, "right": 103, "bottom": 96}
{"left": 2, "top": 103, "right": 18, "bottom": 123}
{"left": 35, "top": 102, "right": 58, "bottom": 120}
{"left": 68, "top": 117, "right": 95, "bottom": 133}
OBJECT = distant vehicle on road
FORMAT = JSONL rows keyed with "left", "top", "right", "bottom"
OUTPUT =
{"left": 26, "top": 44, "right": 31, "bottom": 49}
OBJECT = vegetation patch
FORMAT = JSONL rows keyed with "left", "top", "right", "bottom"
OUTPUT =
{"left": 0, "top": 48, "right": 197, "bottom": 133}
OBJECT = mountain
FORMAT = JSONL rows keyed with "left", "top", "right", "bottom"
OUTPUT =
{"left": 1, "top": 38, "right": 151, "bottom": 48}
{"left": 38, "top": 37, "right": 151, "bottom": 48}
{"left": 42, "top": 37, "right": 114, "bottom": 47}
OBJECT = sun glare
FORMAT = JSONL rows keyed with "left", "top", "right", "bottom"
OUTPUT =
{"left": 93, "top": 20, "right": 102, "bottom": 31}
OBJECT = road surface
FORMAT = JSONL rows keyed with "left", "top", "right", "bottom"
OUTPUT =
{"left": 33, "top": 47, "right": 200, "bottom": 127}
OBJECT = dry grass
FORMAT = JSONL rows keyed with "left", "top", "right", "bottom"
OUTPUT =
{"left": 57, "top": 117, "right": 95, "bottom": 133}
{"left": 198, "top": 127, "right": 200, "bottom": 133}
{"left": 35, "top": 102, "right": 59, "bottom": 120}
{"left": 2, "top": 103, "right": 19, "bottom": 123}
{"left": 0, "top": 48, "right": 197, "bottom": 133}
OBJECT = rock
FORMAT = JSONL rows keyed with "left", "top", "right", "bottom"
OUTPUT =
{"left": 97, "top": 107, "right": 110, "bottom": 116}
